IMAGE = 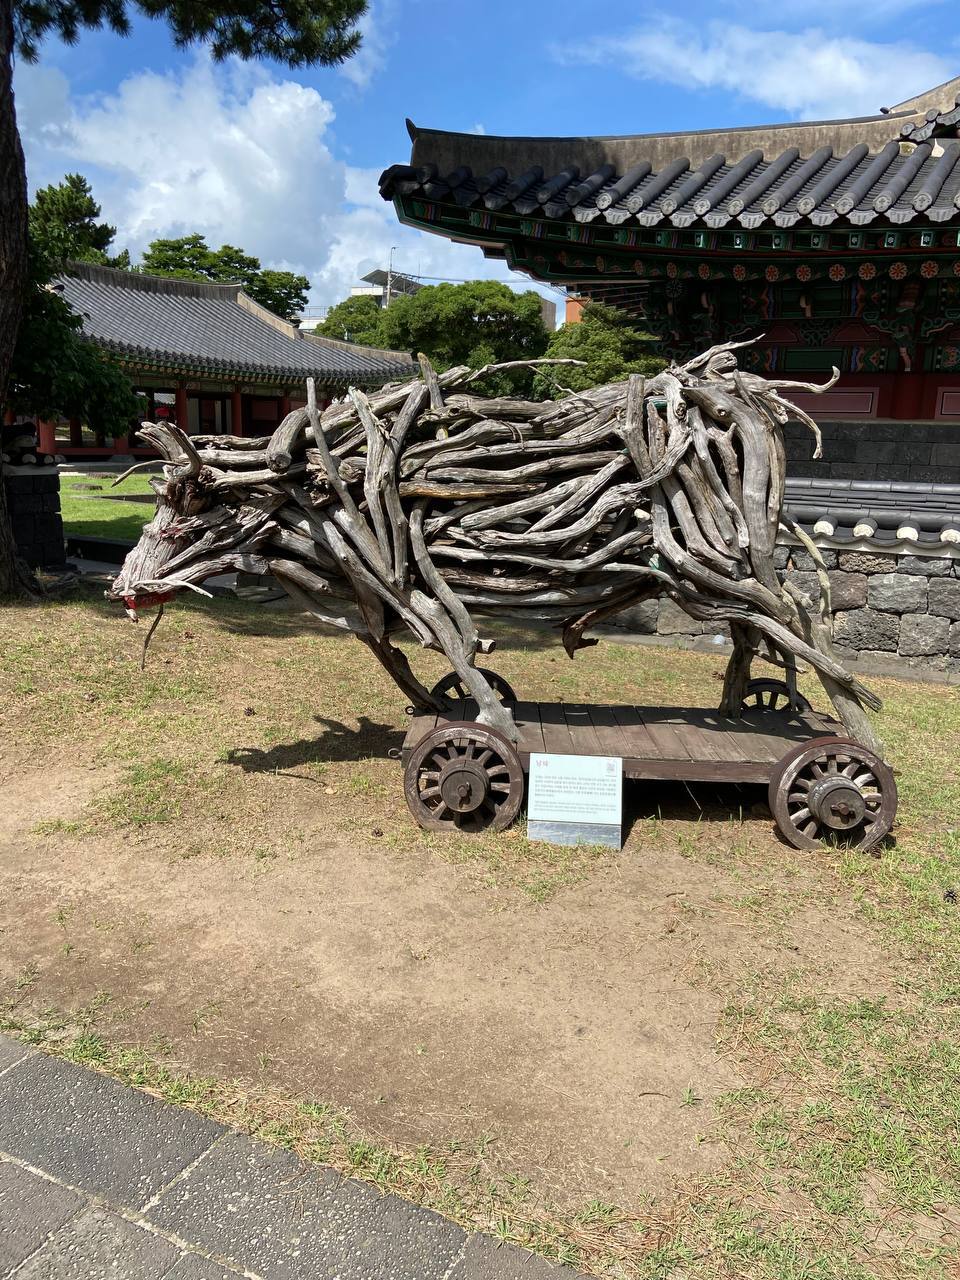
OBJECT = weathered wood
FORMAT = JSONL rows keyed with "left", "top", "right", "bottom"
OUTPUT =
{"left": 108, "top": 342, "right": 887, "bottom": 764}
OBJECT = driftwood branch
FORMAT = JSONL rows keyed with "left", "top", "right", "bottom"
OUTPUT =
{"left": 110, "top": 346, "right": 883, "bottom": 747}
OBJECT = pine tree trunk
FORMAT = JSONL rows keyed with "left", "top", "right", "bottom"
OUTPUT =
{"left": 0, "top": 0, "right": 36, "bottom": 597}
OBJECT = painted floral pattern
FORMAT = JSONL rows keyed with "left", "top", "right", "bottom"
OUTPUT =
{"left": 889, "top": 262, "right": 908, "bottom": 280}
{"left": 858, "top": 263, "right": 877, "bottom": 280}
{"left": 828, "top": 263, "right": 846, "bottom": 281}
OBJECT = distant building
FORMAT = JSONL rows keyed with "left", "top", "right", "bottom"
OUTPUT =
{"left": 539, "top": 296, "right": 557, "bottom": 331}
{"left": 43, "top": 263, "right": 413, "bottom": 459}
{"left": 351, "top": 268, "right": 422, "bottom": 308}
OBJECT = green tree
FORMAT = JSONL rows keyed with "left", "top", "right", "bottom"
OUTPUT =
{"left": 1, "top": 0, "right": 366, "bottom": 596}
{"left": 29, "top": 172, "right": 117, "bottom": 264}
{"left": 377, "top": 280, "right": 548, "bottom": 391}
{"left": 533, "top": 303, "right": 664, "bottom": 397}
{"left": 315, "top": 294, "right": 385, "bottom": 346}
{"left": 141, "top": 234, "right": 310, "bottom": 320}
{"left": 243, "top": 268, "right": 309, "bottom": 319}
{"left": 139, "top": 232, "right": 211, "bottom": 280}
{"left": 7, "top": 242, "right": 139, "bottom": 436}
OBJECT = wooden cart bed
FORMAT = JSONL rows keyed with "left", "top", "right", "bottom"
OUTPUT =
{"left": 402, "top": 701, "right": 843, "bottom": 785}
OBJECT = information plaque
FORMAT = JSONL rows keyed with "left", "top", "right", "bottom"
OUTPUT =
{"left": 527, "top": 753, "right": 623, "bottom": 849}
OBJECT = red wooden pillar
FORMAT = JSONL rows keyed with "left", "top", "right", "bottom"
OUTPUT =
{"left": 891, "top": 373, "right": 924, "bottom": 420}
{"left": 175, "top": 383, "right": 188, "bottom": 428}
{"left": 69, "top": 417, "right": 82, "bottom": 446}
{"left": 231, "top": 388, "right": 243, "bottom": 436}
{"left": 37, "top": 419, "right": 57, "bottom": 454}
{"left": 280, "top": 391, "right": 291, "bottom": 419}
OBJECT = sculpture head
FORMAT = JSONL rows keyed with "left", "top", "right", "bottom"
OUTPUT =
{"left": 107, "top": 423, "right": 220, "bottom": 620}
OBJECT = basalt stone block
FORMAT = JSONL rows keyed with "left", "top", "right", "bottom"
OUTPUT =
{"left": 0, "top": 1161, "right": 83, "bottom": 1273}
{"left": 831, "top": 462, "right": 876, "bottom": 480}
{"left": 773, "top": 545, "right": 790, "bottom": 570}
{"left": 928, "top": 579, "right": 960, "bottom": 620}
{"left": 657, "top": 599, "right": 703, "bottom": 635}
{"left": 931, "top": 443, "right": 960, "bottom": 467}
{"left": 867, "top": 574, "right": 927, "bottom": 614}
{"left": 781, "top": 569, "right": 819, "bottom": 598}
{"left": 855, "top": 440, "right": 898, "bottom": 464}
{"left": 898, "top": 554, "right": 953, "bottom": 578}
{"left": 616, "top": 599, "right": 658, "bottom": 634}
{"left": 838, "top": 552, "right": 896, "bottom": 575}
{"left": 949, "top": 621, "right": 960, "bottom": 658}
{"left": 827, "top": 572, "right": 868, "bottom": 610}
{"left": 834, "top": 608, "right": 900, "bottom": 653}
{"left": 899, "top": 614, "right": 950, "bottom": 657}
{"left": 14, "top": 1207, "right": 176, "bottom": 1280}
{"left": 786, "top": 548, "right": 838, "bottom": 571}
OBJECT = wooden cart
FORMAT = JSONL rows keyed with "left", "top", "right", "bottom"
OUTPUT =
{"left": 400, "top": 677, "right": 898, "bottom": 852}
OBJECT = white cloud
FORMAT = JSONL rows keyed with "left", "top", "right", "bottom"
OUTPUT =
{"left": 338, "top": 0, "right": 397, "bottom": 91}
{"left": 14, "top": 56, "right": 554, "bottom": 315}
{"left": 553, "top": 18, "right": 952, "bottom": 119}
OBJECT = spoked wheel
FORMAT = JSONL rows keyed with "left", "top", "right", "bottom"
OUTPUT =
{"left": 769, "top": 736, "right": 897, "bottom": 853}
{"left": 430, "top": 668, "right": 517, "bottom": 708}
{"left": 742, "top": 678, "right": 812, "bottom": 715}
{"left": 404, "top": 722, "right": 524, "bottom": 833}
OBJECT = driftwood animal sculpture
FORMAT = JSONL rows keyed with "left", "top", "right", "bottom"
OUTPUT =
{"left": 108, "top": 340, "right": 883, "bottom": 758}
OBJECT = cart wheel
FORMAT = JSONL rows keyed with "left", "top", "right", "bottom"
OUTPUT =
{"left": 769, "top": 735, "right": 896, "bottom": 853}
{"left": 742, "top": 678, "right": 812, "bottom": 715}
{"left": 404, "top": 722, "right": 524, "bottom": 833}
{"left": 430, "top": 668, "right": 517, "bottom": 707}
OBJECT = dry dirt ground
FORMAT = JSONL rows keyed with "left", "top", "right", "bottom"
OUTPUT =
{"left": 1, "top": 589, "right": 958, "bottom": 1276}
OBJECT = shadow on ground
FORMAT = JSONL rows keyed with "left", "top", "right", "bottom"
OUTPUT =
{"left": 224, "top": 715, "right": 406, "bottom": 775}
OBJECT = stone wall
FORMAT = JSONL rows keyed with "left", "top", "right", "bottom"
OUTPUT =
{"left": 783, "top": 419, "right": 960, "bottom": 484}
{"left": 2, "top": 467, "right": 65, "bottom": 568}
{"left": 607, "top": 543, "right": 960, "bottom": 680}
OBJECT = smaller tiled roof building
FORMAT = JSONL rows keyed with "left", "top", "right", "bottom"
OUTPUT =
{"left": 52, "top": 262, "right": 414, "bottom": 457}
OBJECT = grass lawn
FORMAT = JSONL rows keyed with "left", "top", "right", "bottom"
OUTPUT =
{"left": 59, "top": 472, "right": 157, "bottom": 542}
{"left": 1, "top": 586, "right": 959, "bottom": 1278}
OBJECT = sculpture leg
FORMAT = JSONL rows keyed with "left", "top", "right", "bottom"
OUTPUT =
{"left": 359, "top": 633, "right": 445, "bottom": 713}
{"left": 791, "top": 605, "right": 885, "bottom": 757}
{"left": 410, "top": 590, "right": 518, "bottom": 741}
{"left": 719, "top": 622, "right": 757, "bottom": 716}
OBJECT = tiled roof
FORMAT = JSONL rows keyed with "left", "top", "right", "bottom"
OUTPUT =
{"left": 380, "top": 138, "right": 960, "bottom": 231}
{"left": 900, "top": 93, "right": 960, "bottom": 143}
{"left": 380, "top": 77, "right": 960, "bottom": 232}
{"left": 58, "top": 263, "right": 414, "bottom": 387}
{"left": 784, "top": 477, "right": 960, "bottom": 547}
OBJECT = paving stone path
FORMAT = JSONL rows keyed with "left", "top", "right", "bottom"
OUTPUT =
{"left": 0, "top": 1035, "right": 578, "bottom": 1279}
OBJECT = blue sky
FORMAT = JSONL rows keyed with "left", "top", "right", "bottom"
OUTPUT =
{"left": 14, "top": 0, "right": 960, "bottom": 314}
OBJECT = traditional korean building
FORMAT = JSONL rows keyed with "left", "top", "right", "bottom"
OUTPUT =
{"left": 45, "top": 262, "right": 414, "bottom": 459}
{"left": 380, "top": 79, "right": 960, "bottom": 671}
{"left": 380, "top": 77, "right": 960, "bottom": 483}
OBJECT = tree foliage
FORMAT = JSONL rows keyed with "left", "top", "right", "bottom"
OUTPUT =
{"left": 314, "top": 294, "right": 384, "bottom": 346}
{"left": 7, "top": 240, "right": 139, "bottom": 436}
{"left": 533, "top": 303, "right": 664, "bottom": 397}
{"left": 377, "top": 281, "right": 548, "bottom": 392}
{"left": 28, "top": 172, "right": 127, "bottom": 265}
{"left": 13, "top": 0, "right": 367, "bottom": 65}
{"left": 2, "top": 0, "right": 368, "bottom": 594}
{"left": 141, "top": 234, "right": 309, "bottom": 320}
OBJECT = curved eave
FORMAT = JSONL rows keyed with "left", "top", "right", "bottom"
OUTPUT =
{"left": 90, "top": 336, "right": 412, "bottom": 387}
{"left": 381, "top": 139, "right": 960, "bottom": 234}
